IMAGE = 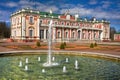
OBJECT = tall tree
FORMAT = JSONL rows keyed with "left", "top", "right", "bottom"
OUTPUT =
{"left": 0, "top": 22, "right": 10, "bottom": 38}
{"left": 110, "top": 27, "right": 116, "bottom": 40}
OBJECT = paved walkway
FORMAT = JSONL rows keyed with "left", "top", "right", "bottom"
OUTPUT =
{"left": 0, "top": 41, "right": 120, "bottom": 57}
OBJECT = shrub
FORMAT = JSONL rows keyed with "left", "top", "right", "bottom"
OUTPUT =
{"left": 60, "top": 43, "right": 65, "bottom": 49}
{"left": 63, "top": 42, "right": 66, "bottom": 46}
{"left": 90, "top": 43, "right": 94, "bottom": 48}
{"left": 94, "top": 42, "right": 97, "bottom": 47}
{"left": 36, "top": 41, "right": 41, "bottom": 47}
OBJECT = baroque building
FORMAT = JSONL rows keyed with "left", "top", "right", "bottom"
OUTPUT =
{"left": 10, "top": 8, "right": 110, "bottom": 42}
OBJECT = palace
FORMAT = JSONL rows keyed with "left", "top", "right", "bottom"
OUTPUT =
{"left": 10, "top": 8, "right": 110, "bottom": 42}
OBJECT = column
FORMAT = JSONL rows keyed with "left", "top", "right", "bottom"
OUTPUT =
{"left": 92, "top": 30, "right": 94, "bottom": 40}
{"left": 37, "top": 18, "right": 40, "bottom": 39}
{"left": 44, "top": 29, "right": 46, "bottom": 40}
{"left": 52, "top": 27, "right": 56, "bottom": 42}
{"left": 62, "top": 28, "right": 64, "bottom": 41}
{"left": 80, "top": 29, "right": 82, "bottom": 40}
{"left": 21, "top": 16, "right": 26, "bottom": 40}
{"left": 70, "top": 29, "right": 71, "bottom": 39}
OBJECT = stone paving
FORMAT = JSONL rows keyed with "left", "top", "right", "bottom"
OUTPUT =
{"left": 0, "top": 40, "right": 120, "bottom": 57}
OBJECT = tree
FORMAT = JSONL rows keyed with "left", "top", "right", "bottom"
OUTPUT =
{"left": 0, "top": 22, "right": 10, "bottom": 38}
{"left": 110, "top": 27, "right": 116, "bottom": 40}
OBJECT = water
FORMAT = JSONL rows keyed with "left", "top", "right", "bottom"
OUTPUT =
{"left": 63, "top": 66, "right": 67, "bottom": 73}
{"left": 43, "top": 20, "right": 59, "bottom": 67}
{"left": 75, "top": 60, "right": 79, "bottom": 69}
{"left": 19, "top": 61, "right": 22, "bottom": 67}
{"left": 0, "top": 54, "right": 120, "bottom": 80}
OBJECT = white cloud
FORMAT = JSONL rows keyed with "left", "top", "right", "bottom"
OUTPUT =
{"left": 0, "top": 1, "right": 18, "bottom": 8}
{"left": 7, "top": 2, "right": 17, "bottom": 7}
{"left": 89, "top": 0, "right": 97, "bottom": 5}
{"left": 0, "top": 0, "right": 119, "bottom": 22}
{"left": 60, "top": 5, "right": 120, "bottom": 20}
{"left": 101, "top": 1, "right": 112, "bottom": 9}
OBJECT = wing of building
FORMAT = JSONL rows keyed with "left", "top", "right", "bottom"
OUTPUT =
{"left": 10, "top": 8, "right": 110, "bottom": 42}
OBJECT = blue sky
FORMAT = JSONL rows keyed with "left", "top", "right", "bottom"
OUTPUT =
{"left": 0, "top": 0, "right": 120, "bottom": 31}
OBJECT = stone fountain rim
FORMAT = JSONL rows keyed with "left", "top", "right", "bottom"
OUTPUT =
{"left": 0, "top": 50, "right": 120, "bottom": 60}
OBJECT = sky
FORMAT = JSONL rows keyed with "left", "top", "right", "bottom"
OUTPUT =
{"left": 0, "top": 0, "right": 120, "bottom": 31}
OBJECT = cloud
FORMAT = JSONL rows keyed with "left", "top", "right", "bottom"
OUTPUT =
{"left": 60, "top": 5, "right": 120, "bottom": 20}
{"left": 0, "top": 1, "right": 18, "bottom": 8}
{"left": 0, "top": 0, "right": 120, "bottom": 23}
{"left": 101, "top": 1, "right": 112, "bottom": 9}
{"left": 89, "top": 0, "right": 97, "bottom": 5}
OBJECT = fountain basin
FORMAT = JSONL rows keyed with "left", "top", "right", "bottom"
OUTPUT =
{"left": 0, "top": 51, "right": 120, "bottom": 80}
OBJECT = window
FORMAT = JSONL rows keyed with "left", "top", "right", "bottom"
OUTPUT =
{"left": 72, "top": 32, "right": 75, "bottom": 38}
{"left": 40, "top": 20, "right": 42, "bottom": 24}
{"left": 94, "top": 32, "right": 96, "bottom": 39}
{"left": 67, "top": 23, "right": 69, "bottom": 26}
{"left": 14, "top": 31, "right": 16, "bottom": 36}
{"left": 48, "top": 21, "right": 50, "bottom": 24}
{"left": 57, "top": 31, "right": 60, "bottom": 38}
{"left": 55, "top": 22, "right": 57, "bottom": 25}
{"left": 29, "top": 30, "right": 33, "bottom": 37}
{"left": 40, "top": 30, "right": 44, "bottom": 39}
{"left": 29, "top": 28, "right": 34, "bottom": 37}
{"left": 78, "top": 30, "right": 80, "bottom": 38}
{"left": 65, "top": 32, "right": 68, "bottom": 38}
{"left": 46, "top": 30, "right": 48, "bottom": 39}
{"left": 29, "top": 16, "right": 34, "bottom": 24}
{"left": 61, "top": 22, "right": 64, "bottom": 25}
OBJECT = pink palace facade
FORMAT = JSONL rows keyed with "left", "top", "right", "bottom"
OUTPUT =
{"left": 10, "top": 8, "right": 110, "bottom": 42}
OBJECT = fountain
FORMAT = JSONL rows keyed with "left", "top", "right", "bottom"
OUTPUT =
{"left": 19, "top": 61, "right": 22, "bottom": 67}
{"left": 65, "top": 58, "right": 69, "bottom": 63}
{"left": 24, "top": 65, "right": 28, "bottom": 71}
{"left": 75, "top": 60, "right": 79, "bottom": 70}
{"left": 43, "top": 20, "right": 59, "bottom": 67}
{"left": 42, "top": 69, "right": 45, "bottom": 73}
{"left": 38, "top": 57, "right": 41, "bottom": 61}
{"left": 63, "top": 66, "right": 67, "bottom": 73}
{"left": 25, "top": 58, "right": 28, "bottom": 64}
{"left": 52, "top": 56, "right": 55, "bottom": 61}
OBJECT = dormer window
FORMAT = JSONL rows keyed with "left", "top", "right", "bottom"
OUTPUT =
{"left": 29, "top": 16, "right": 34, "bottom": 24}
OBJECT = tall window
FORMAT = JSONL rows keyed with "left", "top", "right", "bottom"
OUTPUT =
{"left": 94, "top": 32, "right": 96, "bottom": 39}
{"left": 65, "top": 32, "right": 68, "bottom": 38}
{"left": 78, "top": 30, "right": 80, "bottom": 38}
{"left": 29, "top": 16, "right": 34, "bottom": 24}
{"left": 72, "top": 32, "right": 75, "bottom": 38}
{"left": 57, "top": 31, "right": 60, "bottom": 38}
{"left": 46, "top": 30, "right": 48, "bottom": 39}
{"left": 29, "top": 30, "right": 33, "bottom": 37}
{"left": 14, "top": 31, "right": 16, "bottom": 36}
{"left": 40, "top": 30, "right": 44, "bottom": 39}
